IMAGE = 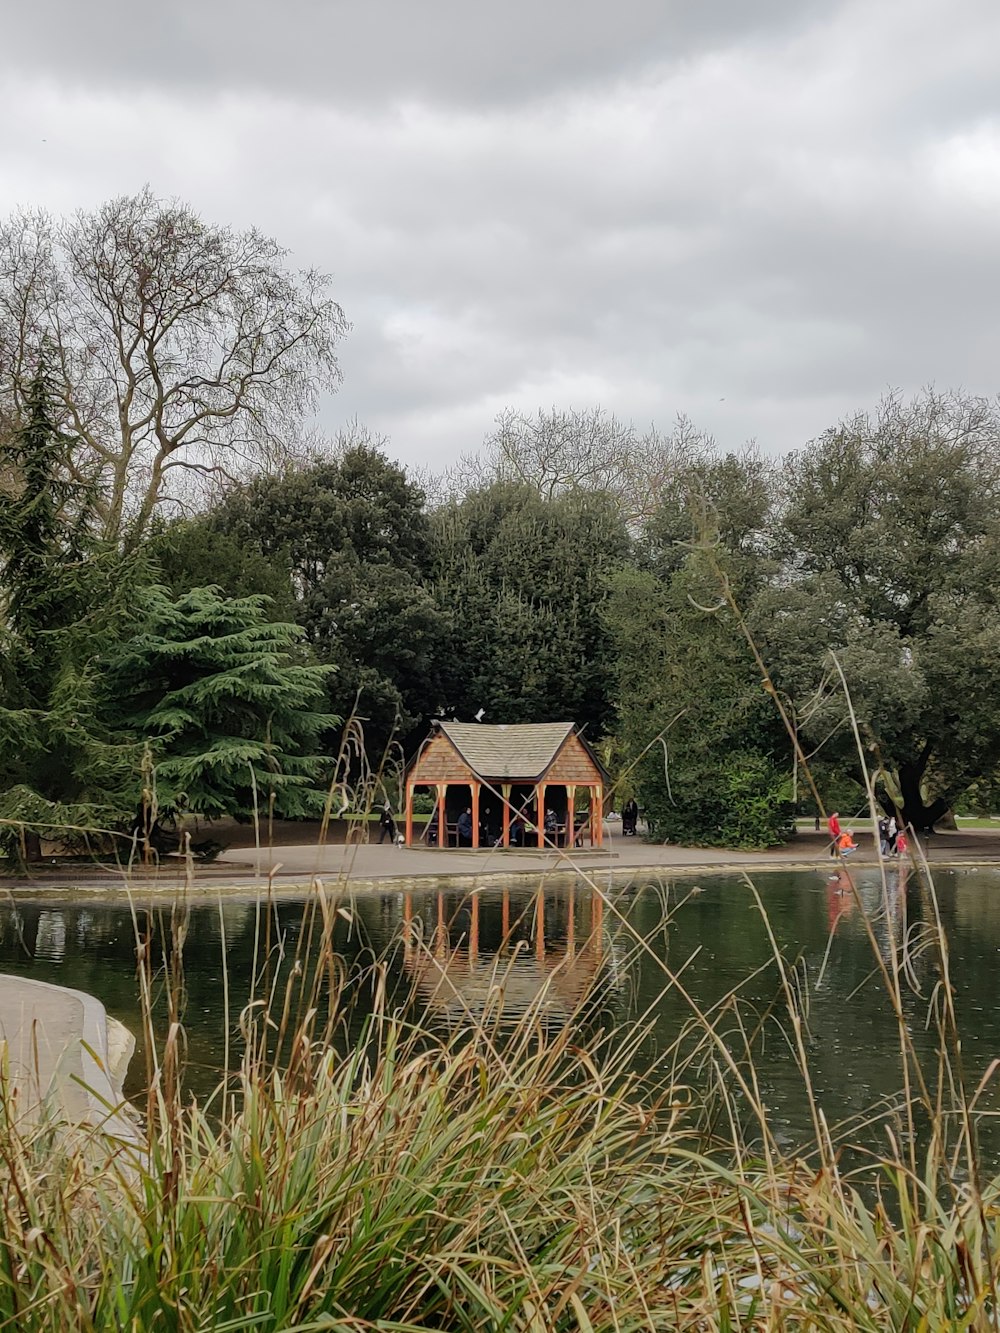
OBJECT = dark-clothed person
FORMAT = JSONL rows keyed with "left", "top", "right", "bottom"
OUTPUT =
{"left": 379, "top": 803, "right": 397, "bottom": 844}
{"left": 457, "top": 808, "right": 474, "bottom": 846}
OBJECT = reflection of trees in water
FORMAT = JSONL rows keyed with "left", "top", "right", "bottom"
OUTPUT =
{"left": 398, "top": 884, "right": 627, "bottom": 1034}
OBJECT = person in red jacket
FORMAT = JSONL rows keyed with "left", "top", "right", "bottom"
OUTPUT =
{"left": 827, "top": 811, "right": 841, "bottom": 857}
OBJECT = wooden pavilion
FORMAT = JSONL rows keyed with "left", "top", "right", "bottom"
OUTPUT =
{"left": 403, "top": 720, "right": 607, "bottom": 849}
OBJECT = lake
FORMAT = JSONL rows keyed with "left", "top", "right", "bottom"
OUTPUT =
{"left": 1, "top": 864, "right": 998, "bottom": 1163}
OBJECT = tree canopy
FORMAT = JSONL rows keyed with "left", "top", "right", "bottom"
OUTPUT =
{"left": 107, "top": 586, "right": 338, "bottom": 822}
{"left": 173, "top": 438, "right": 448, "bottom": 758}
{"left": 0, "top": 359, "right": 343, "bottom": 855}
{"left": 758, "top": 391, "right": 1000, "bottom": 829}
{"left": 0, "top": 364, "right": 140, "bottom": 854}
{"left": 0, "top": 189, "right": 348, "bottom": 540}
{"left": 606, "top": 451, "right": 792, "bottom": 847}
{"left": 430, "top": 481, "right": 630, "bottom": 737}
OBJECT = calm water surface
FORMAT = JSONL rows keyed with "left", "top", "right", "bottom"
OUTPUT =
{"left": 2, "top": 866, "right": 999, "bottom": 1161}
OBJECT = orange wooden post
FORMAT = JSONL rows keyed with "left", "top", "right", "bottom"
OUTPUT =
{"left": 405, "top": 781, "right": 414, "bottom": 846}
{"left": 437, "top": 783, "right": 447, "bottom": 846}
{"left": 471, "top": 781, "right": 480, "bottom": 849}
{"left": 501, "top": 888, "right": 510, "bottom": 942}
{"left": 595, "top": 784, "right": 604, "bottom": 847}
{"left": 501, "top": 784, "right": 511, "bottom": 848}
{"left": 566, "top": 783, "right": 576, "bottom": 848}
{"left": 537, "top": 782, "right": 546, "bottom": 849}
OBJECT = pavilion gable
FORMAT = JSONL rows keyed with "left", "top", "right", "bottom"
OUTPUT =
{"left": 540, "top": 731, "right": 605, "bottom": 786}
{"left": 408, "top": 730, "right": 478, "bottom": 786}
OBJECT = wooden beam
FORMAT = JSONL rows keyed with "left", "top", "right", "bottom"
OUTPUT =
{"left": 404, "top": 781, "right": 414, "bottom": 847}
{"left": 501, "top": 784, "right": 511, "bottom": 848}
{"left": 471, "top": 781, "right": 480, "bottom": 850}
{"left": 537, "top": 783, "right": 546, "bottom": 849}
{"left": 438, "top": 783, "right": 447, "bottom": 846}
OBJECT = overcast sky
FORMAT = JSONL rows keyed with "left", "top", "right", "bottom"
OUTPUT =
{"left": 1, "top": 0, "right": 998, "bottom": 472}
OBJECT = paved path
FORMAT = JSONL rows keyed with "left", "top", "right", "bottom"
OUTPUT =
{"left": 2, "top": 825, "right": 998, "bottom": 900}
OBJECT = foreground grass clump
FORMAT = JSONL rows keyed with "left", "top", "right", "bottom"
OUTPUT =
{"left": 0, "top": 999, "right": 726, "bottom": 1331}
{"left": 4, "top": 1004, "right": 1000, "bottom": 1333}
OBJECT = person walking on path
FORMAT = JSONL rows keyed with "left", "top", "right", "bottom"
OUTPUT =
{"left": 878, "top": 816, "right": 890, "bottom": 857}
{"left": 895, "top": 826, "right": 909, "bottom": 860}
{"left": 887, "top": 815, "right": 898, "bottom": 855}
{"left": 622, "top": 798, "right": 639, "bottom": 836}
{"left": 827, "top": 811, "right": 842, "bottom": 857}
{"left": 378, "top": 801, "right": 397, "bottom": 845}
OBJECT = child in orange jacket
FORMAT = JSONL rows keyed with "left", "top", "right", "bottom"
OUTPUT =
{"left": 837, "top": 829, "right": 858, "bottom": 856}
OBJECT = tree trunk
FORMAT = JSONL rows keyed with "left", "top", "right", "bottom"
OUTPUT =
{"left": 898, "top": 759, "right": 949, "bottom": 832}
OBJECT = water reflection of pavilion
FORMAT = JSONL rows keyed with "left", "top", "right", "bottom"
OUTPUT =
{"left": 400, "top": 884, "right": 616, "bottom": 1027}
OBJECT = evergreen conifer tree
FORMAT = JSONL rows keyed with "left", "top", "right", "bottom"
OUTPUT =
{"left": 0, "top": 363, "right": 139, "bottom": 856}
{"left": 107, "top": 587, "right": 338, "bottom": 821}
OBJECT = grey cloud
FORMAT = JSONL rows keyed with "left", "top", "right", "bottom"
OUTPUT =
{"left": 1, "top": 0, "right": 999, "bottom": 476}
{"left": 6, "top": 0, "right": 829, "bottom": 106}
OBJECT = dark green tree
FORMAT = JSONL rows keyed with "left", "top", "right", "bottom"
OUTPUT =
{"left": 146, "top": 517, "right": 297, "bottom": 618}
{"left": 606, "top": 452, "right": 792, "bottom": 847}
{"left": 169, "top": 438, "right": 447, "bottom": 757}
{"left": 606, "top": 560, "right": 794, "bottom": 847}
{"left": 430, "top": 482, "right": 630, "bottom": 735}
{"left": 106, "top": 586, "right": 338, "bottom": 821}
{"left": 760, "top": 391, "right": 1000, "bottom": 829}
{"left": 0, "top": 365, "right": 139, "bottom": 856}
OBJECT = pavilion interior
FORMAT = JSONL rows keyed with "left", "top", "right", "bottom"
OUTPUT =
{"left": 410, "top": 780, "right": 603, "bottom": 848}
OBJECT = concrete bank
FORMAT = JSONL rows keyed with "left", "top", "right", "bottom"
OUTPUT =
{"left": 0, "top": 974, "right": 141, "bottom": 1147}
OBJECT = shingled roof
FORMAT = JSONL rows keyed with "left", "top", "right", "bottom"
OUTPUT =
{"left": 437, "top": 721, "right": 576, "bottom": 780}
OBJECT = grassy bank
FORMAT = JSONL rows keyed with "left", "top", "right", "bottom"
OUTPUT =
{"left": 2, "top": 874, "right": 999, "bottom": 1330}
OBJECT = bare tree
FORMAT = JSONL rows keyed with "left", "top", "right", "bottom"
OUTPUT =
{"left": 0, "top": 188, "right": 348, "bottom": 539}
{"left": 446, "top": 406, "right": 714, "bottom": 522}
